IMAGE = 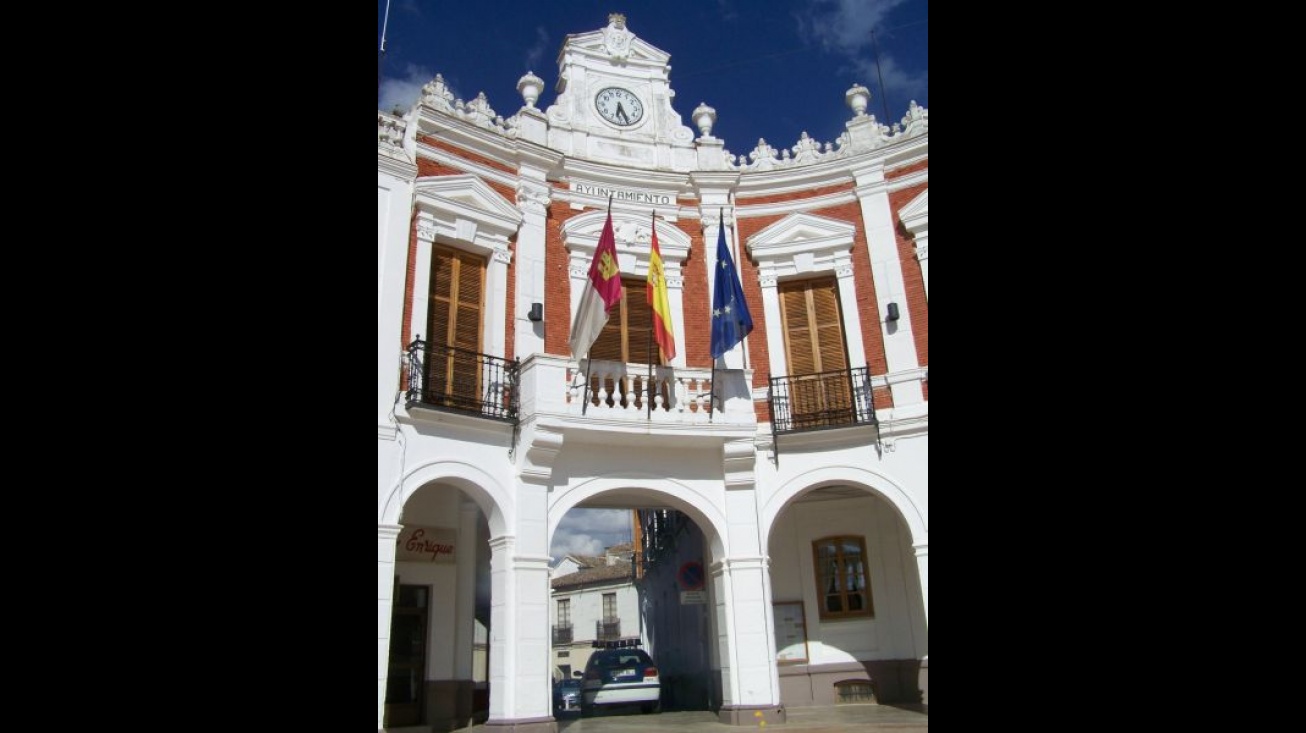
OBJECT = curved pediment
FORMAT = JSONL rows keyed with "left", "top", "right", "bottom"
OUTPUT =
{"left": 561, "top": 209, "right": 691, "bottom": 265}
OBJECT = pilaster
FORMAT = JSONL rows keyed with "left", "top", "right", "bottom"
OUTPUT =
{"left": 851, "top": 162, "right": 923, "bottom": 408}
{"left": 378, "top": 524, "right": 402, "bottom": 730}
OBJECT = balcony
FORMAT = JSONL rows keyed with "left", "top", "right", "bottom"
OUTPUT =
{"left": 552, "top": 624, "right": 573, "bottom": 645}
{"left": 769, "top": 366, "right": 878, "bottom": 436}
{"left": 405, "top": 339, "right": 519, "bottom": 423}
{"left": 595, "top": 618, "right": 621, "bottom": 641}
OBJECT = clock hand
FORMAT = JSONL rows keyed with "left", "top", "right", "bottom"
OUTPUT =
{"left": 616, "top": 102, "right": 628, "bottom": 124}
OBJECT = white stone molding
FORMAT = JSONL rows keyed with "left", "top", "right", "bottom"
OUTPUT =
{"left": 602, "top": 13, "right": 633, "bottom": 60}
{"left": 515, "top": 180, "right": 551, "bottom": 214}
{"left": 420, "top": 73, "right": 456, "bottom": 113}
{"left": 899, "top": 189, "right": 928, "bottom": 299}
{"left": 723, "top": 437, "right": 755, "bottom": 491}
{"left": 562, "top": 208, "right": 692, "bottom": 364}
{"left": 410, "top": 175, "right": 523, "bottom": 362}
{"left": 745, "top": 213, "right": 867, "bottom": 379}
{"left": 850, "top": 164, "right": 924, "bottom": 407}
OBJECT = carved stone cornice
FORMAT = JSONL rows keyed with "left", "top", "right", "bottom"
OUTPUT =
{"left": 699, "top": 211, "right": 735, "bottom": 230}
{"left": 516, "top": 180, "right": 551, "bottom": 215}
{"left": 723, "top": 437, "right": 755, "bottom": 491}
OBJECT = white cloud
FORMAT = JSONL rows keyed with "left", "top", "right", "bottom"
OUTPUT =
{"left": 526, "top": 26, "right": 550, "bottom": 71}
{"left": 380, "top": 62, "right": 436, "bottom": 114}
{"left": 796, "top": 0, "right": 926, "bottom": 117}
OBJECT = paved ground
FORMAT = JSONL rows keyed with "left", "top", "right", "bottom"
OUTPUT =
{"left": 400, "top": 703, "right": 927, "bottom": 733}
{"left": 545, "top": 705, "right": 924, "bottom": 732}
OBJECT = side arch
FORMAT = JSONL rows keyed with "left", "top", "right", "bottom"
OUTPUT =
{"left": 760, "top": 464, "right": 926, "bottom": 550}
{"left": 550, "top": 474, "right": 730, "bottom": 559}
{"left": 380, "top": 457, "right": 513, "bottom": 537}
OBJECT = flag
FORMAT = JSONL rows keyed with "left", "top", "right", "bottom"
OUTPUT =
{"left": 710, "top": 210, "right": 753, "bottom": 359}
{"left": 569, "top": 204, "right": 623, "bottom": 359}
{"left": 646, "top": 212, "right": 676, "bottom": 362}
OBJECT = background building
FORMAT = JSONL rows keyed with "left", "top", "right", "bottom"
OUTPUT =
{"left": 378, "top": 13, "right": 926, "bottom": 733}
{"left": 549, "top": 541, "right": 642, "bottom": 682}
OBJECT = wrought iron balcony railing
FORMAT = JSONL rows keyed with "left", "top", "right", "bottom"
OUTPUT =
{"left": 768, "top": 366, "right": 878, "bottom": 436}
{"left": 595, "top": 618, "right": 621, "bottom": 641}
{"left": 552, "top": 624, "right": 573, "bottom": 645}
{"left": 406, "top": 338, "right": 519, "bottom": 423}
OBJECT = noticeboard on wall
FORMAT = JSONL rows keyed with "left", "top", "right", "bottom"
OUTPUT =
{"left": 772, "top": 601, "right": 809, "bottom": 664}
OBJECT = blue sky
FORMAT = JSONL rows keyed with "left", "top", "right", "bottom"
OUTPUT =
{"left": 378, "top": 1, "right": 926, "bottom": 561}
{"left": 379, "top": 0, "right": 928, "bottom": 162}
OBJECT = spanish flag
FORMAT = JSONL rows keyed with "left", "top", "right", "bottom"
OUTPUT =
{"left": 646, "top": 212, "right": 676, "bottom": 362}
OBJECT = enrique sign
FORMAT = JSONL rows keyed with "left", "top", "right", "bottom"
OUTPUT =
{"left": 396, "top": 525, "right": 456, "bottom": 563}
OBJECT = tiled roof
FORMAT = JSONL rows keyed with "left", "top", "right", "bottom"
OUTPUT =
{"left": 552, "top": 562, "right": 633, "bottom": 589}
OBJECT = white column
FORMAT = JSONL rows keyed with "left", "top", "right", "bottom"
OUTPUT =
{"left": 722, "top": 557, "right": 779, "bottom": 704}
{"left": 852, "top": 163, "right": 924, "bottom": 407}
{"left": 453, "top": 499, "right": 479, "bottom": 679}
{"left": 377, "top": 524, "right": 402, "bottom": 730}
{"left": 913, "top": 541, "right": 928, "bottom": 626}
{"left": 378, "top": 170, "right": 415, "bottom": 437}
{"left": 486, "top": 536, "right": 555, "bottom": 724}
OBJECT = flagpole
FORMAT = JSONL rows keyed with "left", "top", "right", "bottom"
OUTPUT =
{"left": 581, "top": 357, "right": 593, "bottom": 415}
{"left": 581, "top": 194, "right": 615, "bottom": 416}
{"left": 647, "top": 210, "right": 656, "bottom": 421}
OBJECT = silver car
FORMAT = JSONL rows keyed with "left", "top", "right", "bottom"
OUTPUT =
{"left": 580, "top": 647, "right": 661, "bottom": 716}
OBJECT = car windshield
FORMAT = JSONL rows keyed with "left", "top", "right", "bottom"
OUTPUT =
{"left": 558, "top": 680, "right": 581, "bottom": 690}
{"left": 593, "top": 652, "right": 650, "bottom": 669}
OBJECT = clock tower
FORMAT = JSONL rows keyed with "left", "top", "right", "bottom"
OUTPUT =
{"left": 545, "top": 13, "right": 698, "bottom": 171}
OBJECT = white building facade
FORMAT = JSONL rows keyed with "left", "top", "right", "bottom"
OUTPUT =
{"left": 378, "top": 14, "right": 926, "bottom": 733}
{"left": 549, "top": 545, "right": 644, "bottom": 682}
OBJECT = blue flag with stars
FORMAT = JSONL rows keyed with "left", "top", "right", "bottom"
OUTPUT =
{"left": 710, "top": 211, "right": 754, "bottom": 359}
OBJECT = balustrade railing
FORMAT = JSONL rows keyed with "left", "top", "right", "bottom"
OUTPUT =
{"left": 568, "top": 360, "right": 714, "bottom": 420}
{"left": 768, "top": 366, "right": 878, "bottom": 435}
{"left": 405, "top": 338, "right": 519, "bottom": 423}
{"left": 595, "top": 618, "right": 621, "bottom": 641}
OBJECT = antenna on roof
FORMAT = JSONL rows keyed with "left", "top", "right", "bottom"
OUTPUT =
{"left": 379, "top": 0, "right": 392, "bottom": 104}
{"left": 870, "top": 27, "right": 891, "bottom": 122}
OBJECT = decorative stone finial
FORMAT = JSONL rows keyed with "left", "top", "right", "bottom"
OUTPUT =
{"left": 517, "top": 71, "right": 544, "bottom": 109}
{"left": 693, "top": 102, "right": 717, "bottom": 137}
{"left": 609, "top": 13, "right": 626, "bottom": 28}
{"left": 845, "top": 83, "right": 870, "bottom": 116}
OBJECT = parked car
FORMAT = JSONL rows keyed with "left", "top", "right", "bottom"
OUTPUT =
{"left": 553, "top": 678, "right": 582, "bottom": 714}
{"left": 580, "top": 647, "right": 661, "bottom": 716}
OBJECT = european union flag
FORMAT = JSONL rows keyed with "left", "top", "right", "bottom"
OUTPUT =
{"left": 710, "top": 211, "right": 753, "bottom": 359}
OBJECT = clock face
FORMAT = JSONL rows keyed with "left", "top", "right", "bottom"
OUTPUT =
{"left": 595, "top": 87, "right": 644, "bottom": 127}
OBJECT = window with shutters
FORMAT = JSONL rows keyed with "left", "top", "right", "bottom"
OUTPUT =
{"left": 425, "top": 245, "right": 487, "bottom": 410}
{"left": 778, "top": 277, "right": 855, "bottom": 429}
{"left": 812, "top": 536, "right": 874, "bottom": 620}
{"left": 586, "top": 277, "right": 669, "bottom": 408}
{"left": 589, "top": 277, "right": 655, "bottom": 365}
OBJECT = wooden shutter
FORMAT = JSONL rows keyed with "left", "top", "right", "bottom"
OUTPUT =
{"left": 426, "top": 245, "right": 486, "bottom": 406}
{"left": 780, "top": 277, "right": 851, "bottom": 427}
{"left": 590, "top": 278, "right": 654, "bottom": 365}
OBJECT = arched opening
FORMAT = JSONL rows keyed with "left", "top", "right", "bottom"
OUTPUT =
{"left": 547, "top": 485, "right": 724, "bottom": 719}
{"left": 384, "top": 483, "right": 494, "bottom": 730}
{"left": 766, "top": 482, "right": 927, "bottom": 707}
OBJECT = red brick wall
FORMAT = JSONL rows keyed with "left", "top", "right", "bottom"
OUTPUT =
{"left": 886, "top": 158, "right": 927, "bottom": 402}
{"left": 543, "top": 194, "right": 575, "bottom": 356}
{"left": 408, "top": 140, "right": 521, "bottom": 361}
